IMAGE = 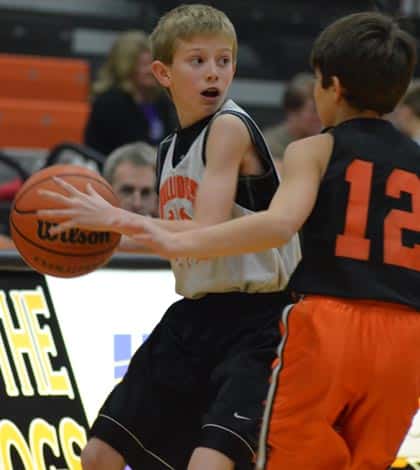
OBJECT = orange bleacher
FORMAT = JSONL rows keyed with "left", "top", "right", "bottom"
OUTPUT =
{"left": 0, "top": 54, "right": 89, "bottom": 102}
{"left": 0, "top": 98, "right": 89, "bottom": 148}
{"left": 0, "top": 54, "right": 90, "bottom": 150}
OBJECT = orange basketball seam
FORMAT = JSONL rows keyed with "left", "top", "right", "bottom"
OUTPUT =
{"left": 13, "top": 239, "right": 108, "bottom": 278}
{"left": 14, "top": 173, "right": 117, "bottom": 209}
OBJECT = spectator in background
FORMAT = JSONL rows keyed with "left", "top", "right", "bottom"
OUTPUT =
{"left": 103, "top": 141, "right": 158, "bottom": 217}
{"left": 263, "top": 73, "right": 321, "bottom": 171}
{"left": 393, "top": 82, "right": 420, "bottom": 144}
{"left": 0, "top": 178, "right": 21, "bottom": 247}
{"left": 401, "top": 0, "right": 420, "bottom": 16}
{"left": 0, "top": 234, "right": 14, "bottom": 249}
{"left": 84, "top": 31, "right": 175, "bottom": 156}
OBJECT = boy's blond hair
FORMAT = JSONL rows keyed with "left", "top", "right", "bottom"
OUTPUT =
{"left": 150, "top": 4, "right": 237, "bottom": 65}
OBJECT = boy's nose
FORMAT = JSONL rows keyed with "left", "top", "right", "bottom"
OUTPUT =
{"left": 206, "top": 62, "right": 218, "bottom": 81}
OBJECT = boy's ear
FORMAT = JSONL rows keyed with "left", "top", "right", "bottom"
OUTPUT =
{"left": 331, "top": 76, "right": 346, "bottom": 103}
{"left": 151, "top": 60, "right": 171, "bottom": 87}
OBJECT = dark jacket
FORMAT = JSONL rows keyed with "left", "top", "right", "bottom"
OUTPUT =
{"left": 84, "top": 87, "right": 175, "bottom": 156}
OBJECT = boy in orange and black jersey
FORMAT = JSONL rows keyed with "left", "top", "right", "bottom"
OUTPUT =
{"left": 136, "top": 11, "right": 420, "bottom": 470}
{"left": 291, "top": 116, "right": 420, "bottom": 308}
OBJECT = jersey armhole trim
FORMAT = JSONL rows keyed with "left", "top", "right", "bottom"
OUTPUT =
{"left": 201, "top": 110, "right": 277, "bottom": 183}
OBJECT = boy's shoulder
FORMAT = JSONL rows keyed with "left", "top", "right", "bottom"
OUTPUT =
{"left": 215, "top": 99, "right": 249, "bottom": 118}
{"left": 286, "top": 133, "right": 333, "bottom": 156}
{"left": 283, "top": 133, "right": 334, "bottom": 177}
{"left": 209, "top": 99, "right": 260, "bottom": 137}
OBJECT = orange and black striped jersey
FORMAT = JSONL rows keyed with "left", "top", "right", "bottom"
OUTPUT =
{"left": 289, "top": 118, "right": 420, "bottom": 310}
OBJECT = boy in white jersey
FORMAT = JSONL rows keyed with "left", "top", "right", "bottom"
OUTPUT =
{"left": 37, "top": 5, "right": 300, "bottom": 470}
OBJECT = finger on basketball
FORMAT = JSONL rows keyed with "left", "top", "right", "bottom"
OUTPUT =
{"left": 48, "top": 220, "right": 77, "bottom": 234}
{"left": 37, "top": 208, "right": 75, "bottom": 218}
{"left": 52, "top": 176, "right": 85, "bottom": 196}
{"left": 38, "top": 189, "right": 73, "bottom": 204}
{"left": 86, "top": 183, "right": 99, "bottom": 196}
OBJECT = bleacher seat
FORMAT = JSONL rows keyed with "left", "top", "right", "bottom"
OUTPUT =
{"left": 0, "top": 54, "right": 89, "bottom": 102}
{"left": 0, "top": 54, "right": 91, "bottom": 153}
{"left": 0, "top": 98, "right": 89, "bottom": 149}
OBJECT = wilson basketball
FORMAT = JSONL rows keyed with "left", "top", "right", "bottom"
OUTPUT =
{"left": 10, "top": 164, "right": 121, "bottom": 277}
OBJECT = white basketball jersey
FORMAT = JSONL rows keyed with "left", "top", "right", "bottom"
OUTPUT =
{"left": 158, "top": 99, "right": 301, "bottom": 298}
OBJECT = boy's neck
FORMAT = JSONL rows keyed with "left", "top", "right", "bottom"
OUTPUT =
{"left": 176, "top": 100, "right": 227, "bottom": 128}
{"left": 332, "top": 105, "right": 381, "bottom": 126}
{"left": 178, "top": 110, "right": 218, "bottom": 129}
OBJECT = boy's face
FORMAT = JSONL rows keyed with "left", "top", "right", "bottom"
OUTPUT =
{"left": 314, "top": 69, "right": 336, "bottom": 128}
{"left": 152, "top": 34, "right": 236, "bottom": 127}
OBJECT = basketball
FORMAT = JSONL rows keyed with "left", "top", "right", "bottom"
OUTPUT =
{"left": 9, "top": 164, "right": 121, "bottom": 278}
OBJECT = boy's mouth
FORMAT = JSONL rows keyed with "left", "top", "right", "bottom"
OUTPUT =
{"left": 201, "top": 88, "right": 220, "bottom": 98}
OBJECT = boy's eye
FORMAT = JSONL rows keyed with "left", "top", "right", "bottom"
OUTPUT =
{"left": 218, "top": 57, "right": 231, "bottom": 66}
{"left": 191, "top": 57, "right": 203, "bottom": 65}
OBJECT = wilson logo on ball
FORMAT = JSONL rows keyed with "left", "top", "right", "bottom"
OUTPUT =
{"left": 37, "top": 220, "right": 111, "bottom": 244}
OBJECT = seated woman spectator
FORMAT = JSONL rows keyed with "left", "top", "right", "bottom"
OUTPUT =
{"left": 0, "top": 234, "right": 14, "bottom": 249}
{"left": 84, "top": 31, "right": 175, "bottom": 156}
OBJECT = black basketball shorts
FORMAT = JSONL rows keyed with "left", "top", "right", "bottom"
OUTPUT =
{"left": 89, "top": 291, "right": 289, "bottom": 470}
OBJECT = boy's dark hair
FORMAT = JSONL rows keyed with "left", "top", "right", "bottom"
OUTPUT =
{"left": 310, "top": 12, "right": 417, "bottom": 114}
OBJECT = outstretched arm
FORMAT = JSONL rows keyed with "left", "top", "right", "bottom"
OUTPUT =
{"left": 37, "top": 178, "right": 200, "bottom": 236}
{"left": 37, "top": 113, "right": 251, "bottom": 238}
{"left": 136, "top": 134, "right": 333, "bottom": 258}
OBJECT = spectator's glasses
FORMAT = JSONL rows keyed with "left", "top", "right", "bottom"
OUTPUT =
{"left": 118, "top": 185, "right": 155, "bottom": 199}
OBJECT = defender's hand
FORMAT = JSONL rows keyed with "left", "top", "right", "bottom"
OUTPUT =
{"left": 37, "top": 177, "right": 121, "bottom": 234}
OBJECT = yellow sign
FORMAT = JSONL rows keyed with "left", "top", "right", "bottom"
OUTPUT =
{"left": 0, "top": 271, "right": 88, "bottom": 470}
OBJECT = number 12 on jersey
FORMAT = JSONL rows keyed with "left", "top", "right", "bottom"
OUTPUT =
{"left": 335, "top": 159, "right": 420, "bottom": 271}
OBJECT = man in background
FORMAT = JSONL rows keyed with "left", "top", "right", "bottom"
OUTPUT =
{"left": 263, "top": 72, "right": 321, "bottom": 171}
{"left": 103, "top": 141, "right": 158, "bottom": 217}
{"left": 393, "top": 82, "right": 420, "bottom": 144}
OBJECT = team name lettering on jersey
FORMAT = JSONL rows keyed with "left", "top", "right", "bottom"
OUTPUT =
{"left": 159, "top": 175, "right": 198, "bottom": 220}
